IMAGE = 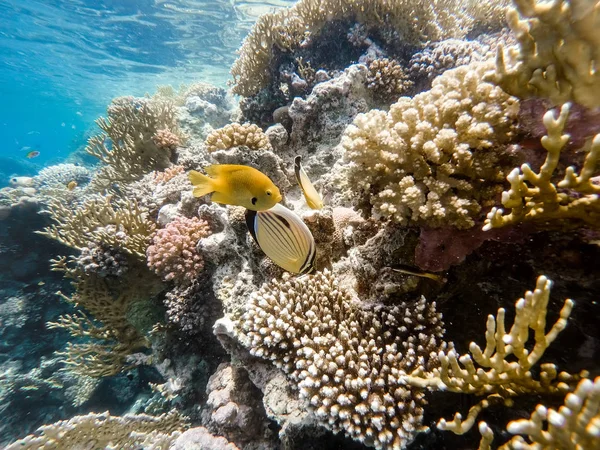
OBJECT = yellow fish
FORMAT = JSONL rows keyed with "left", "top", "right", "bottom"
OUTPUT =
{"left": 67, "top": 181, "right": 77, "bottom": 191}
{"left": 189, "top": 164, "right": 282, "bottom": 211}
{"left": 294, "top": 155, "right": 323, "bottom": 209}
{"left": 246, "top": 203, "right": 316, "bottom": 274}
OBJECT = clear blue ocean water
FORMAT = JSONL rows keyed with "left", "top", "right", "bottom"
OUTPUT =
{"left": 0, "top": 0, "right": 292, "bottom": 184}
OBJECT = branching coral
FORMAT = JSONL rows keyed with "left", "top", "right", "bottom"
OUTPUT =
{"left": 342, "top": 61, "right": 519, "bottom": 229}
{"left": 487, "top": 0, "right": 600, "bottom": 108}
{"left": 6, "top": 410, "right": 187, "bottom": 449}
{"left": 147, "top": 216, "right": 211, "bottom": 285}
{"left": 400, "top": 275, "right": 580, "bottom": 435}
{"left": 230, "top": 0, "right": 509, "bottom": 96}
{"left": 86, "top": 96, "right": 182, "bottom": 188}
{"left": 366, "top": 58, "right": 413, "bottom": 102}
{"left": 235, "top": 269, "right": 446, "bottom": 449}
{"left": 478, "top": 376, "right": 600, "bottom": 449}
{"left": 484, "top": 103, "right": 600, "bottom": 231}
{"left": 38, "top": 194, "right": 155, "bottom": 259}
{"left": 205, "top": 123, "right": 272, "bottom": 153}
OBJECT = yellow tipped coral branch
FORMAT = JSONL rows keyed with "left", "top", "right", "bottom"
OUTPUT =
{"left": 400, "top": 275, "right": 581, "bottom": 434}
{"left": 484, "top": 103, "right": 600, "bottom": 230}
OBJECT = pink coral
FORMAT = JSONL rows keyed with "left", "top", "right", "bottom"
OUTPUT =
{"left": 147, "top": 216, "right": 210, "bottom": 284}
{"left": 152, "top": 128, "right": 181, "bottom": 151}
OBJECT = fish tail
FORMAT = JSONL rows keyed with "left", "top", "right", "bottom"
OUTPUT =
{"left": 188, "top": 170, "right": 215, "bottom": 197}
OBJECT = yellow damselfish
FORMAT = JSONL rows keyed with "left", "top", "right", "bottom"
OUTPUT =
{"left": 188, "top": 164, "right": 282, "bottom": 211}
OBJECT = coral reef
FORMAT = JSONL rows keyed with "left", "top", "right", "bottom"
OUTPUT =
{"left": 342, "top": 61, "right": 519, "bottom": 229}
{"left": 488, "top": 0, "right": 600, "bottom": 108}
{"left": 366, "top": 58, "right": 413, "bottom": 103}
{"left": 205, "top": 123, "right": 272, "bottom": 153}
{"left": 485, "top": 103, "right": 600, "bottom": 231}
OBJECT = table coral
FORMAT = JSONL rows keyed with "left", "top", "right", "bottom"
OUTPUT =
{"left": 147, "top": 215, "right": 211, "bottom": 285}
{"left": 487, "top": 0, "right": 600, "bottom": 108}
{"left": 484, "top": 103, "right": 600, "bottom": 231}
{"left": 235, "top": 269, "right": 446, "bottom": 449}
{"left": 342, "top": 61, "right": 519, "bottom": 229}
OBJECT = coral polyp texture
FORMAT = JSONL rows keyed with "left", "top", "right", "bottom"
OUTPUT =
{"left": 366, "top": 58, "right": 413, "bottom": 102}
{"left": 342, "top": 61, "right": 519, "bottom": 229}
{"left": 147, "top": 215, "right": 211, "bottom": 285}
{"left": 230, "top": 0, "right": 508, "bottom": 96}
{"left": 484, "top": 103, "right": 600, "bottom": 231}
{"left": 487, "top": 0, "right": 600, "bottom": 108}
{"left": 205, "top": 122, "right": 272, "bottom": 153}
{"left": 235, "top": 269, "right": 446, "bottom": 449}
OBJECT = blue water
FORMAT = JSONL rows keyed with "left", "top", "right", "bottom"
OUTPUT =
{"left": 0, "top": 0, "right": 292, "bottom": 184}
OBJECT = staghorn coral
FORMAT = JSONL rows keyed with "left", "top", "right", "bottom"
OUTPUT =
{"left": 86, "top": 96, "right": 182, "bottom": 188}
{"left": 366, "top": 58, "right": 413, "bottom": 103}
{"left": 147, "top": 215, "right": 211, "bottom": 285}
{"left": 342, "top": 61, "right": 519, "bottom": 229}
{"left": 38, "top": 194, "right": 155, "bottom": 259}
{"left": 478, "top": 376, "right": 600, "bottom": 449}
{"left": 235, "top": 269, "right": 446, "bottom": 449}
{"left": 484, "top": 103, "right": 600, "bottom": 231}
{"left": 5, "top": 410, "right": 187, "bottom": 450}
{"left": 230, "top": 0, "right": 509, "bottom": 96}
{"left": 487, "top": 0, "right": 600, "bottom": 108}
{"left": 400, "top": 275, "right": 581, "bottom": 436}
{"left": 205, "top": 123, "right": 272, "bottom": 153}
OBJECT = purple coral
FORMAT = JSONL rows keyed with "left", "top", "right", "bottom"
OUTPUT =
{"left": 147, "top": 216, "right": 211, "bottom": 285}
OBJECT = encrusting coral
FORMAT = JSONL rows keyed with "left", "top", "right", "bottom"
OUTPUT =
{"left": 235, "top": 269, "right": 447, "bottom": 449}
{"left": 230, "top": 0, "right": 508, "bottom": 96}
{"left": 5, "top": 410, "right": 187, "bottom": 449}
{"left": 487, "top": 0, "right": 600, "bottom": 108}
{"left": 484, "top": 103, "right": 600, "bottom": 231}
{"left": 147, "top": 215, "right": 211, "bottom": 285}
{"left": 478, "top": 376, "right": 600, "bottom": 449}
{"left": 205, "top": 123, "right": 272, "bottom": 153}
{"left": 342, "top": 61, "right": 519, "bottom": 229}
{"left": 399, "top": 275, "right": 581, "bottom": 438}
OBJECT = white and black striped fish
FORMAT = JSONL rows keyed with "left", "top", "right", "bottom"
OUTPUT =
{"left": 246, "top": 203, "right": 316, "bottom": 274}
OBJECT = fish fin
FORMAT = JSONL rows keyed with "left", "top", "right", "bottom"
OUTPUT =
{"left": 210, "top": 190, "right": 236, "bottom": 206}
{"left": 189, "top": 170, "right": 215, "bottom": 197}
{"left": 205, "top": 164, "right": 246, "bottom": 177}
{"left": 245, "top": 210, "right": 258, "bottom": 243}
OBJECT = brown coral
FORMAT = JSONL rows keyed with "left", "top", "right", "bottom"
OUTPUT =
{"left": 205, "top": 123, "right": 272, "bottom": 153}
{"left": 366, "top": 58, "right": 413, "bottom": 102}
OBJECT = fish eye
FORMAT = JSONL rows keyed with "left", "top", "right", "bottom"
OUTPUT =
{"left": 266, "top": 190, "right": 272, "bottom": 196}
{"left": 251, "top": 197, "right": 258, "bottom": 205}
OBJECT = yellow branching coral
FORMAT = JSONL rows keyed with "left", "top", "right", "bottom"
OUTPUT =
{"left": 231, "top": 0, "right": 509, "bottom": 96}
{"left": 478, "top": 376, "right": 600, "bottom": 449}
{"left": 205, "top": 123, "right": 272, "bottom": 153}
{"left": 342, "top": 61, "right": 519, "bottom": 229}
{"left": 400, "top": 275, "right": 581, "bottom": 435}
{"left": 6, "top": 410, "right": 187, "bottom": 449}
{"left": 48, "top": 269, "right": 162, "bottom": 377}
{"left": 39, "top": 194, "right": 155, "bottom": 259}
{"left": 87, "top": 96, "right": 183, "bottom": 187}
{"left": 484, "top": 103, "right": 600, "bottom": 231}
{"left": 487, "top": 0, "right": 600, "bottom": 108}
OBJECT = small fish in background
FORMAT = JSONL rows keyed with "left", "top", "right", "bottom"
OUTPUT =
{"left": 67, "top": 180, "right": 77, "bottom": 191}
{"left": 189, "top": 164, "right": 282, "bottom": 211}
{"left": 391, "top": 265, "right": 446, "bottom": 283}
{"left": 294, "top": 155, "right": 323, "bottom": 209}
{"left": 27, "top": 131, "right": 40, "bottom": 135}
{"left": 37, "top": 281, "right": 45, "bottom": 286}
{"left": 20, "top": 146, "right": 32, "bottom": 152}
{"left": 246, "top": 203, "right": 316, "bottom": 274}
{"left": 26, "top": 150, "right": 40, "bottom": 159}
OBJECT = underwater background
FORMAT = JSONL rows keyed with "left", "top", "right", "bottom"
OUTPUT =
{"left": 1, "top": 0, "right": 600, "bottom": 449}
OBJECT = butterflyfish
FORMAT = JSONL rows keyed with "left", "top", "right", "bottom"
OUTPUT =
{"left": 246, "top": 203, "right": 316, "bottom": 274}
{"left": 189, "top": 164, "right": 282, "bottom": 211}
{"left": 294, "top": 155, "right": 323, "bottom": 209}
